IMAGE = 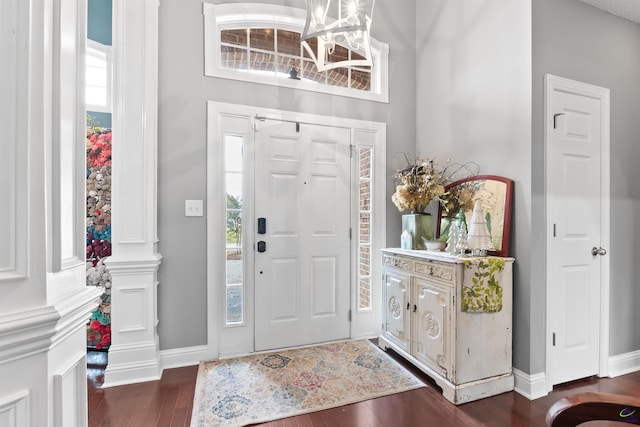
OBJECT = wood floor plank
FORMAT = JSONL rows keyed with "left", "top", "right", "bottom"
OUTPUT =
{"left": 87, "top": 349, "right": 640, "bottom": 427}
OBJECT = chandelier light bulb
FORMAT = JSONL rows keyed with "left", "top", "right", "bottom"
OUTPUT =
{"left": 315, "top": 6, "right": 326, "bottom": 24}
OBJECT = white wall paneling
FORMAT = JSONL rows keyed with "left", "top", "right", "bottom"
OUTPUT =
{"left": 103, "top": 258, "right": 162, "bottom": 386}
{"left": 51, "top": 0, "right": 87, "bottom": 272}
{"left": 0, "top": 307, "right": 58, "bottom": 363}
{"left": 0, "top": 390, "right": 29, "bottom": 427}
{"left": 0, "top": 0, "right": 28, "bottom": 283}
{"left": 53, "top": 353, "right": 87, "bottom": 427}
{"left": 104, "top": 0, "right": 162, "bottom": 386}
{"left": 0, "top": 0, "right": 98, "bottom": 424}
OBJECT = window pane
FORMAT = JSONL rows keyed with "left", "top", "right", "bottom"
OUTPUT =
{"left": 86, "top": 86, "right": 107, "bottom": 107}
{"left": 86, "top": 66, "right": 107, "bottom": 87}
{"left": 226, "top": 285, "right": 243, "bottom": 323}
{"left": 277, "top": 30, "right": 301, "bottom": 55}
{"left": 221, "top": 45, "right": 247, "bottom": 70}
{"left": 325, "top": 44, "right": 349, "bottom": 67}
{"left": 359, "top": 147, "right": 372, "bottom": 178}
{"left": 225, "top": 136, "right": 243, "bottom": 172}
{"left": 327, "top": 68, "right": 349, "bottom": 88}
{"left": 351, "top": 68, "right": 371, "bottom": 91}
{"left": 221, "top": 29, "right": 248, "bottom": 46}
{"left": 226, "top": 173, "right": 242, "bottom": 202}
{"left": 351, "top": 50, "right": 366, "bottom": 62}
{"left": 276, "top": 55, "right": 298, "bottom": 77}
{"left": 250, "top": 28, "right": 275, "bottom": 51}
{"left": 226, "top": 238, "right": 243, "bottom": 284}
{"left": 225, "top": 132, "right": 244, "bottom": 325}
{"left": 358, "top": 278, "right": 371, "bottom": 310}
{"left": 249, "top": 50, "right": 275, "bottom": 73}
{"left": 359, "top": 246, "right": 370, "bottom": 276}
{"left": 302, "top": 37, "right": 318, "bottom": 58}
{"left": 359, "top": 181, "right": 371, "bottom": 211}
{"left": 359, "top": 213, "right": 370, "bottom": 244}
{"left": 301, "top": 60, "right": 324, "bottom": 83}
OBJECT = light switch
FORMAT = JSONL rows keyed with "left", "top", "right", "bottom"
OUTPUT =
{"left": 185, "top": 200, "right": 204, "bottom": 217}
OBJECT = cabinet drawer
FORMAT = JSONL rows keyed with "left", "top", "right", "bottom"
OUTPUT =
{"left": 414, "top": 260, "right": 455, "bottom": 284}
{"left": 383, "top": 255, "right": 413, "bottom": 272}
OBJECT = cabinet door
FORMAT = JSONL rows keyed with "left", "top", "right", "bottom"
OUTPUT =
{"left": 383, "top": 269, "right": 411, "bottom": 352}
{"left": 413, "top": 277, "right": 452, "bottom": 378}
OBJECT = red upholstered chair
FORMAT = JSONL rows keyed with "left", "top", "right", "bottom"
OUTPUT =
{"left": 546, "top": 392, "right": 640, "bottom": 426}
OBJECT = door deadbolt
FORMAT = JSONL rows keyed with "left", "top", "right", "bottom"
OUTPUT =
{"left": 591, "top": 246, "right": 607, "bottom": 256}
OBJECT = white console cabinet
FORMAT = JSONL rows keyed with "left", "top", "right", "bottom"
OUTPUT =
{"left": 379, "top": 248, "right": 515, "bottom": 404}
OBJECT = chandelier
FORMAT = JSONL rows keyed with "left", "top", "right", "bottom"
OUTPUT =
{"left": 301, "top": 0, "right": 375, "bottom": 72}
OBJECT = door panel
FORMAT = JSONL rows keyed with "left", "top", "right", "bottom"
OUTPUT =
{"left": 549, "top": 87, "right": 603, "bottom": 385}
{"left": 254, "top": 121, "right": 351, "bottom": 351}
{"left": 383, "top": 270, "right": 410, "bottom": 352}
{"left": 413, "top": 278, "right": 451, "bottom": 378}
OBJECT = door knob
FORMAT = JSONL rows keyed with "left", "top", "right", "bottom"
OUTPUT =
{"left": 591, "top": 246, "right": 607, "bottom": 256}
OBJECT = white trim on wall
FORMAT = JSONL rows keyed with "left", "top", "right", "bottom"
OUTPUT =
{"left": 513, "top": 368, "right": 548, "bottom": 400}
{"left": 608, "top": 350, "right": 640, "bottom": 378}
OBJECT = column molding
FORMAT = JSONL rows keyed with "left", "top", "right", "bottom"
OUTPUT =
{"left": 105, "top": 0, "right": 162, "bottom": 387}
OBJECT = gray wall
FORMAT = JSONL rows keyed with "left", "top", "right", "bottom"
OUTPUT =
{"left": 157, "top": 0, "right": 417, "bottom": 349}
{"left": 415, "top": 0, "right": 533, "bottom": 372}
{"left": 533, "top": 0, "right": 640, "bottom": 367}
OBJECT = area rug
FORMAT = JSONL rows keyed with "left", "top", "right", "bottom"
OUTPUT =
{"left": 190, "top": 340, "right": 426, "bottom": 427}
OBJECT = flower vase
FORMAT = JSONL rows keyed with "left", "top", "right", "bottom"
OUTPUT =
{"left": 401, "top": 213, "right": 434, "bottom": 250}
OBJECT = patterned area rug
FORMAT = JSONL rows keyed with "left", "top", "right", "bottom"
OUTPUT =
{"left": 190, "top": 340, "right": 426, "bottom": 427}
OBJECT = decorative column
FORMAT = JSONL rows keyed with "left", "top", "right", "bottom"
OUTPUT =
{"left": 104, "top": 0, "right": 162, "bottom": 386}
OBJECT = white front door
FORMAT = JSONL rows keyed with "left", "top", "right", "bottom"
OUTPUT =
{"left": 254, "top": 119, "right": 351, "bottom": 351}
{"left": 546, "top": 75, "right": 610, "bottom": 386}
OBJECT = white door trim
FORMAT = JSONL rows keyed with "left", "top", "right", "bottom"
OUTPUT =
{"left": 205, "top": 101, "right": 386, "bottom": 359}
{"left": 544, "top": 74, "right": 610, "bottom": 391}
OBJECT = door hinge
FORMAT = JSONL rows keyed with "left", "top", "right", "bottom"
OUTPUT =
{"left": 348, "top": 309, "right": 352, "bottom": 322}
{"left": 553, "top": 113, "right": 566, "bottom": 129}
{"left": 350, "top": 144, "right": 354, "bottom": 158}
{"left": 349, "top": 228, "right": 352, "bottom": 240}
{"left": 553, "top": 223, "right": 556, "bottom": 237}
{"left": 253, "top": 118, "right": 259, "bottom": 132}
{"left": 552, "top": 332, "right": 556, "bottom": 346}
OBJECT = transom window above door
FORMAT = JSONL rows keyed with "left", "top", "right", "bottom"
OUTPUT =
{"left": 203, "top": 3, "right": 389, "bottom": 103}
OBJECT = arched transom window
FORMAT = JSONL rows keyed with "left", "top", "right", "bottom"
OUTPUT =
{"left": 204, "top": 3, "right": 389, "bottom": 103}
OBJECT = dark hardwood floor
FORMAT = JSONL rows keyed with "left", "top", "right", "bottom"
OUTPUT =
{"left": 87, "top": 348, "right": 640, "bottom": 427}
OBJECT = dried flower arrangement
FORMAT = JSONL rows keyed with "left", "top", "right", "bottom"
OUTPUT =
{"left": 391, "top": 154, "right": 478, "bottom": 214}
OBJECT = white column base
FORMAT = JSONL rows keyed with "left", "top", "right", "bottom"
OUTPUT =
{"left": 104, "top": 255, "right": 162, "bottom": 387}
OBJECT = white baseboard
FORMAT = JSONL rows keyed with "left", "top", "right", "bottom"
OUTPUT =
{"left": 513, "top": 368, "right": 548, "bottom": 400}
{"left": 608, "top": 350, "right": 640, "bottom": 377}
{"left": 160, "top": 345, "right": 209, "bottom": 370}
{"left": 511, "top": 352, "right": 640, "bottom": 400}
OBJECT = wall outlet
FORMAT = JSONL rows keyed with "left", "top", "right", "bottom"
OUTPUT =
{"left": 185, "top": 200, "right": 203, "bottom": 217}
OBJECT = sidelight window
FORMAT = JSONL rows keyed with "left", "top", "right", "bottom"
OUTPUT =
{"left": 225, "top": 135, "right": 244, "bottom": 325}
{"left": 358, "top": 146, "right": 373, "bottom": 311}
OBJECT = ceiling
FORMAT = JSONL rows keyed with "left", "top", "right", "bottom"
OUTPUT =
{"left": 580, "top": 0, "right": 640, "bottom": 24}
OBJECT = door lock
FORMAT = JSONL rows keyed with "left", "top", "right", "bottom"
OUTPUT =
{"left": 257, "top": 241, "right": 266, "bottom": 253}
{"left": 591, "top": 246, "right": 607, "bottom": 256}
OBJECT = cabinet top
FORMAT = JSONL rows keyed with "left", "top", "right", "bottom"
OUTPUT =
{"left": 382, "top": 248, "right": 515, "bottom": 264}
